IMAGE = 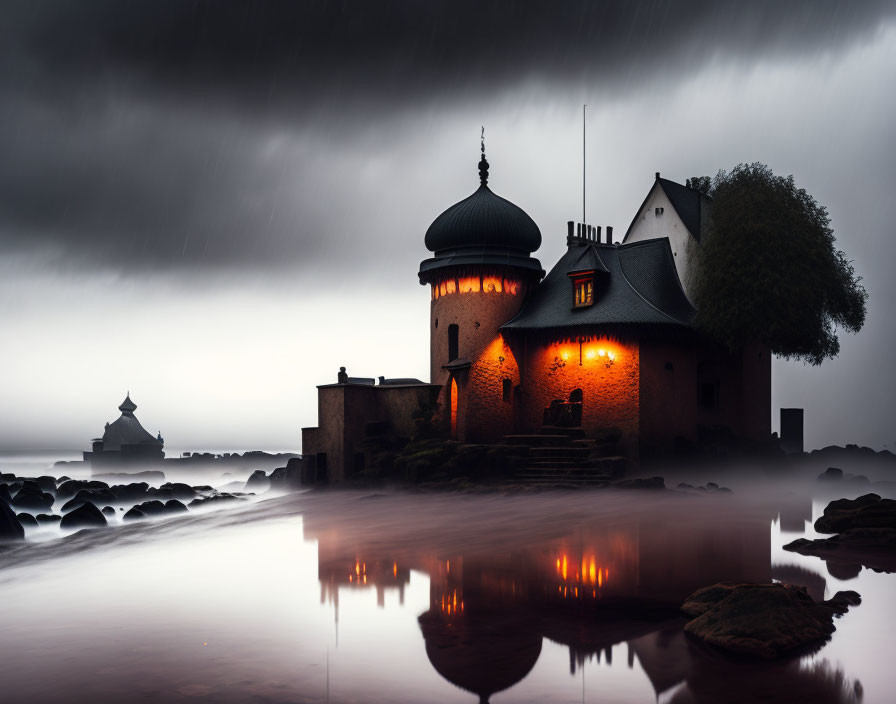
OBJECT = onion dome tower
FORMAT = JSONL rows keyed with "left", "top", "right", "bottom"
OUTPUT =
{"left": 419, "top": 132, "right": 543, "bottom": 441}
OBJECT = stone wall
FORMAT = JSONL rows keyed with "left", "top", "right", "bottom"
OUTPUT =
{"left": 518, "top": 337, "right": 640, "bottom": 457}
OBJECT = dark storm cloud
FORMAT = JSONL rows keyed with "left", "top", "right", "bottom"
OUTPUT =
{"left": 0, "top": 0, "right": 893, "bottom": 272}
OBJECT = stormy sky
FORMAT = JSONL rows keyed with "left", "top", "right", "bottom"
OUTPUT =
{"left": 1, "top": 1, "right": 894, "bottom": 452}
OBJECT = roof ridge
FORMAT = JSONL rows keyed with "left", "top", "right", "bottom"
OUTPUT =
{"left": 616, "top": 246, "right": 688, "bottom": 325}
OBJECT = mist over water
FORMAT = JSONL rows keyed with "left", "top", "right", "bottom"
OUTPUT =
{"left": 0, "top": 453, "right": 893, "bottom": 703}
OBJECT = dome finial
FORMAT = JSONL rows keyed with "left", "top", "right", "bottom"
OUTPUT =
{"left": 478, "top": 126, "right": 489, "bottom": 186}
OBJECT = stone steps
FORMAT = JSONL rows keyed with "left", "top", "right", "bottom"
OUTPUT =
{"left": 504, "top": 434, "right": 572, "bottom": 447}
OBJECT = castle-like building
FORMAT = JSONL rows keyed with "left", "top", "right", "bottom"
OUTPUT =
{"left": 83, "top": 394, "right": 165, "bottom": 466}
{"left": 302, "top": 144, "right": 770, "bottom": 480}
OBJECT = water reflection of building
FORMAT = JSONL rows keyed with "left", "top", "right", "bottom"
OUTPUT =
{"left": 318, "top": 555, "right": 411, "bottom": 609}
{"left": 300, "top": 497, "right": 856, "bottom": 704}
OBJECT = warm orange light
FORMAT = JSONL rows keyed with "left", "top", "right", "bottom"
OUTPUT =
{"left": 561, "top": 555, "right": 568, "bottom": 580}
{"left": 598, "top": 570, "right": 603, "bottom": 587}
{"left": 482, "top": 276, "right": 502, "bottom": 293}
{"left": 458, "top": 276, "right": 480, "bottom": 293}
{"left": 449, "top": 378, "right": 458, "bottom": 439}
{"left": 589, "top": 560, "right": 596, "bottom": 584}
{"left": 503, "top": 279, "right": 519, "bottom": 295}
{"left": 586, "top": 350, "right": 595, "bottom": 360}
{"left": 446, "top": 560, "right": 450, "bottom": 574}
{"left": 355, "top": 561, "right": 360, "bottom": 576}
{"left": 393, "top": 562, "right": 398, "bottom": 577}
{"left": 561, "top": 352, "right": 569, "bottom": 361}
{"left": 363, "top": 574, "right": 367, "bottom": 584}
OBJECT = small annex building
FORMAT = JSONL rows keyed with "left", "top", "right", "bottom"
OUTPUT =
{"left": 302, "top": 144, "right": 770, "bottom": 481}
{"left": 83, "top": 394, "right": 165, "bottom": 466}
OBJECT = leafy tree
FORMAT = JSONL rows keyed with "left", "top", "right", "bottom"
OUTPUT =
{"left": 686, "top": 175, "right": 712, "bottom": 195}
{"left": 692, "top": 163, "right": 866, "bottom": 365}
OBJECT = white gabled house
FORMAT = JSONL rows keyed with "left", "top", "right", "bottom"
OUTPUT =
{"left": 622, "top": 172, "right": 712, "bottom": 303}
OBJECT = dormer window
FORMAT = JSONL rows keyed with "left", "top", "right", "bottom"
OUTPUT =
{"left": 572, "top": 274, "right": 594, "bottom": 308}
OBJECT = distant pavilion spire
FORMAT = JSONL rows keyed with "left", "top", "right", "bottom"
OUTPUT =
{"left": 478, "top": 126, "right": 489, "bottom": 186}
{"left": 118, "top": 393, "right": 137, "bottom": 415}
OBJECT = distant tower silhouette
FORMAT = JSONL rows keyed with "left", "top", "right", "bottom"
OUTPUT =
{"left": 418, "top": 134, "right": 543, "bottom": 441}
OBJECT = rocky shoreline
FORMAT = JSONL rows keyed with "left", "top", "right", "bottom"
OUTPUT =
{"left": 0, "top": 458, "right": 305, "bottom": 541}
{"left": 784, "top": 493, "right": 896, "bottom": 573}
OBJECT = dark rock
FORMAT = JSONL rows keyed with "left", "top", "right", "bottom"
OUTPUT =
{"left": 36, "top": 514, "right": 61, "bottom": 524}
{"left": 56, "top": 480, "right": 109, "bottom": 500}
{"left": 817, "top": 467, "right": 843, "bottom": 481}
{"left": 61, "top": 497, "right": 87, "bottom": 513}
{"left": 0, "top": 484, "right": 11, "bottom": 503}
{"left": 136, "top": 500, "right": 166, "bottom": 515}
{"left": 75, "top": 487, "right": 117, "bottom": 505}
{"left": 123, "top": 507, "right": 146, "bottom": 522}
{"left": 244, "top": 470, "right": 270, "bottom": 492}
{"left": 16, "top": 512, "right": 38, "bottom": 527}
{"left": 192, "top": 485, "right": 214, "bottom": 492}
{"left": 0, "top": 472, "right": 15, "bottom": 482}
{"left": 164, "top": 499, "right": 188, "bottom": 513}
{"left": 0, "top": 500, "right": 24, "bottom": 540}
{"left": 826, "top": 590, "right": 861, "bottom": 614}
{"left": 57, "top": 475, "right": 71, "bottom": 484}
{"left": 60, "top": 502, "right": 107, "bottom": 530}
{"left": 36, "top": 475, "right": 57, "bottom": 492}
{"left": 101, "top": 506, "right": 115, "bottom": 516}
{"left": 681, "top": 582, "right": 859, "bottom": 659}
{"left": 784, "top": 530, "right": 896, "bottom": 573}
{"left": 814, "top": 493, "right": 896, "bottom": 533}
{"left": 159, "top": 483, "right": 196, "bottom": 501}
{"left": 614, "top": 476, "right": 665, "bottom": 490}
{"left": 11, "top": 484, "right": 54, "bottom": 511}
{"left": 109, "top": 482, "right": 150, "bottom": 503}
{"left": 269, "top": 459, "right": 303, "bottom": 491}
{"left": 825, "top": 560, "right": 862, "bottom": 580}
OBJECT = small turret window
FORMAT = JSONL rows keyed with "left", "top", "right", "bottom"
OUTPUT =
{"left": 573, "top": 278, "right": 594, "bottom": 307}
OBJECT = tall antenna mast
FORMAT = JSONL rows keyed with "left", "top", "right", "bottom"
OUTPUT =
{"left": 583, "top": 104, "right": 587, "bottom": 223}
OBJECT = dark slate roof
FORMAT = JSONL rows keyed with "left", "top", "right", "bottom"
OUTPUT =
{"left": 501, "top": 238, "right": 695, "bottom": 332}
{"left": 567, "top": 245, "right": 609, "bottom": 275}
{"left": 424, "top": 184, "right": 542, "bottom": 254}
{"left": 624, "top": 176, "right": 712, "bottom": 243}
{"left": 658, "top": 178, "right": 708, "bottom": 241}
{"left": 101, "top": 400, "right": 161, "bottom": 451}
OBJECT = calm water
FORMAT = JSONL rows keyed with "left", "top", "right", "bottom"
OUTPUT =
{"left": 0, "top": 465, "right": 893, "bottom": 703}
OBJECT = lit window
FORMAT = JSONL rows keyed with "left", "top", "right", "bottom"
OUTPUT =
{"left": 574, "top": 278, "right": 594, "bottom": 307}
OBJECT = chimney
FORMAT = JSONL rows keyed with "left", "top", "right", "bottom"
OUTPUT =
{"left": 655, "top": 171, "right": 661, "bottom": 180}
{"left": 567, "top": 221, "right": 574, "bottom": 239}
{"left": 595, "top": 226, "right": 602, "bottom": 243}
{"left": 586, "top": 224, "right": 591, "bottom": 240}
{"left": 576, "top": 222, "right": 582, "bottom": 238}
{"left": 607, "top": 226, "right": 613, "bottom": 244}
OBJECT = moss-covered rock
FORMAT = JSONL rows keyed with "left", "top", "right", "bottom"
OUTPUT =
{"left": 682, "top": 582, "right": 860, "bottom": 659}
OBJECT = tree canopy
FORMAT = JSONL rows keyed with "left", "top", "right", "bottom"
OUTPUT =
{"left": 692, "top": 163, "right": 867, "bottom": 365}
